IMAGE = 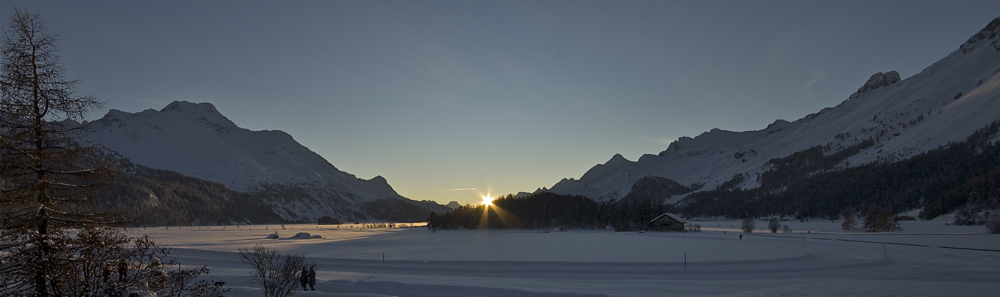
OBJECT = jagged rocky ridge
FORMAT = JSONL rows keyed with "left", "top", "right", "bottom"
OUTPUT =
{"left": 78, "top": 101, "right": 448, "bottom": 225}
{"left": 546, "top": 17, "right": 1000, "bottom": 220}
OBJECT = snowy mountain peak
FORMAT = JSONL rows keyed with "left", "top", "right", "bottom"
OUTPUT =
{"left": 848, "top": 71, "right": 900, "bottom": 100}
{"left": 608, "top": 153, "right": 632, "bottom": 165}
{"left": 548, "top": 16, "right": 1000, "bottom": 203}
{"left": 78, "top": 101, "right": 446, "bottom": 221}
{"left": 154, "top": 101, "right": 239, "bottom": 131}
{"left": 161, "top": 101, "right": 219, "bottom": 114}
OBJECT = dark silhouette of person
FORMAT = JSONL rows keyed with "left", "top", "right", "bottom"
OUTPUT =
{"left": 740, "top": 234, "right": 743, "bottom": 240}
{"left": 308, "top": 267, "right": 316, "bottom": 291}
{"left": 117, "top": 260, "right": 128, "bottom": 288}
{"left": 300, "top": 267, "right": 309, "bottom": 291}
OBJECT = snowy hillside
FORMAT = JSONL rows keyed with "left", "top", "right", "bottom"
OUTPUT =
{"left": 550, "top": 17, "right": 1000, "bottom": 202}
{"left": 79, "top": 101, "right": 446, "bottom": 222}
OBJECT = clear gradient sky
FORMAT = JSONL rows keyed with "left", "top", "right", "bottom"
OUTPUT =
{"left": 3, "top": 1, "right": 999, "bottom": 206}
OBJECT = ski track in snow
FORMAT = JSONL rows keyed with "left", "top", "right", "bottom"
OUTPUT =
{"left": 141, "top": 218, "right": 1000, "bottom": 297}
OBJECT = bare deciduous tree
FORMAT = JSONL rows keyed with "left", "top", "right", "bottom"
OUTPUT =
{"left": 767, "top": 218, "right": 780, "bottom": 233}
{"left": 741, "top": 217, "right": 755, "bottom": 233}
{"left": 239, "top": 245, "right": 311, "bottom": 297}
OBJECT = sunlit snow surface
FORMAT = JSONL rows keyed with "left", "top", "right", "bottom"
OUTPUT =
{"left": 138, "top": 217, "right": 1000, "bottom": 296}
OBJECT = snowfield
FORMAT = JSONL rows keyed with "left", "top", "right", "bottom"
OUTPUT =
{"left": 137, "top": 217, "right": 1000, "bottom": 297}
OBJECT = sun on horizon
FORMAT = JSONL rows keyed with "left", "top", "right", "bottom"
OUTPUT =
{"left": 481, "top": 195, "right": 493, "bottom": 206}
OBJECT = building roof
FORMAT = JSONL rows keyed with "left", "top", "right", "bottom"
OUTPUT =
{"left": 650, "top": 213, "right": 687, "bottom": 224}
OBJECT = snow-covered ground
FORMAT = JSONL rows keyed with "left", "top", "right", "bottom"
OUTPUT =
{"left": 138, "top": 216, "right": 1000, "bottom": 296}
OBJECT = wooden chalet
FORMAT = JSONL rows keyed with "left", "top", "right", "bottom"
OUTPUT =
{"left": 650, "top": 213, "right": 687, "bottom": 232}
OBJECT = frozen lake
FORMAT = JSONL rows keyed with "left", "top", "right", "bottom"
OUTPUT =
{"left": 137, "top": 217, "right": 1000, "bottom": 296}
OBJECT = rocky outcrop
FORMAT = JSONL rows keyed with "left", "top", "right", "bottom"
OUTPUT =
{"left": 848, "top": 71, "right": 900, "bottom": 100}
{"left": 961, "top": 17, "right": 1000, "bottom": 53}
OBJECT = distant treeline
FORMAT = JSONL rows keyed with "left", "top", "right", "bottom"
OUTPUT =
{"left": 427, "top": 192, "right": 672, "bottom": 231}
{"left": 430, "top": 121, "right": 1000, "bottom": 229}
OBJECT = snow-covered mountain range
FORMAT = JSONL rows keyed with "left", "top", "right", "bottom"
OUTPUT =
{"left": 79, "top": 101, "right": 446, "bottom": 222}
{"left": 548, "top": 17, "right": 1000, "bottom": 203}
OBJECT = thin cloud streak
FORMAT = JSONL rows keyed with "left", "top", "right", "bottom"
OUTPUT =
{"left": 800, "top": 69, "right": 826, "bottom": 101}
{"left": 438, "top": 188, "right": 477, "bottom": 192}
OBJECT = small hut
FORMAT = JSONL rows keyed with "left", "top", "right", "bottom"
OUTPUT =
{"left": 650, "top": 213, "right": 687, "bottom": 232}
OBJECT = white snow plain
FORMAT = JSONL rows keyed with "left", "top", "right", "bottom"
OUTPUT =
{"left": 138, "top": 216, "right": 1000, "bottom": 296}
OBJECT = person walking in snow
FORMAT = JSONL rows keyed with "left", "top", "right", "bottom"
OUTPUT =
{"left": 300, "top": 267, "right": 309, "bottom": 291}
{"left": 308, "top": 267, "right": 317, "bottom": 291}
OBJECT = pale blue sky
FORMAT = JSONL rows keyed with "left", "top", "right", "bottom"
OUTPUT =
{"left": 4, "top": 1, "right": 999, "bottom": 205}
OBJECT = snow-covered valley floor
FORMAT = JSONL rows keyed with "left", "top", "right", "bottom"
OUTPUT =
{"left": 136, "top": 217, "right": 1000, "bottom": 297}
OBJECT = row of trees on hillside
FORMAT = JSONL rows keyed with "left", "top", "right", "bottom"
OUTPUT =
{"left": 678, "top": 121, "right": 1000, "bottom": 223}
{"left": 100, "top": 156, "right": 285, "bottom": 226}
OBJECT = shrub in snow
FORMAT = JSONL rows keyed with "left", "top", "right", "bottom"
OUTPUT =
{"left": 238, "top": 245, "right": 312, "bottom": 297}
{"left": 768, "top": 218, "right": 781, "bottom": 233}
{"left": 741, "top": 217, "right": 755, "bottom": 233}
{"left": 782, "top": 225, "right": 792, "bottom": 233}
{"left": 987, "top": 212, "right": 1000, "bottom": 234}
{"left": 266, "top": 232, "right": 280, "bottom": 239}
